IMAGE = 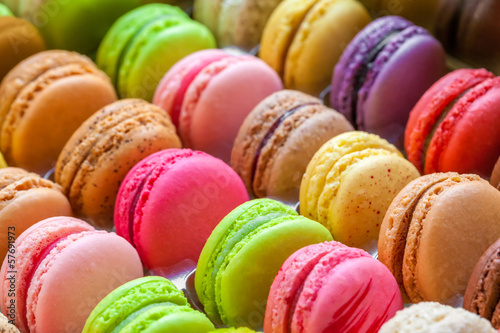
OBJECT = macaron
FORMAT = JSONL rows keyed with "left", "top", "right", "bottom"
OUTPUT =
{"left": 195, "top": 199, "right": 332, "bottom": 329}
{"left": 231, "top": 90, "right": 353, "bottom": 203}
{"left": 379, "top": 172, "right": 500, "bottom": 303}
{"left": 491, "top": 156, "right": 500, "bottom": 190}
{"left": 97, "top": 3, "right": 216, "bottom": 102}
{"left": 0, "top": 50, "right": 117, "bottom": 174}
{"left": 17, "top": 0, "right": 140, "bottom": 56}
{"left": 0, "top": 216, "right": 143, "bottom": 333}
{"left": 379, "top": 302, "right": 496, "bottom": 333}
{"left": 210, "top": 329, "right": 259, "bottom": 332}
{"left": 115, "top": 148, "right": 249, "bottom": 270}
{"left": 264, "top": 241, "right": 403, "bottom": 332}
{"left": 0, "top": 311, "right": 19, "bottom": 333}
{"left": 331, "top": 16, "right": 446, "bottom": 147}
{"left": 193, "top": 0, "right": 283, "bottom": 50}
{"left": 405, "top": 68, "right": 500, "bottom": 178}
{"left": 0, "top": 167, "right": 72, "bottom": 262}
{"left": 0, "top": 16, "right": 45, "bottom": 82}
{"left": 55, "top": 99, "right": 181, "bottom": 229}
{"left": 464, "top": 237, "right": 500, "bottom": 329}
{"left": 260, "top": 0, "right": 371, "bottom": 96}
{"left": 300, "top": 131, "right": 419, "bottom": 249}
{"left": 153, "top": 49, "right": 283, "bottom": 163}
{"left": 83, "top": 276, "right": 215, "bottom": 333}
{"left": 436, "top": 0, "right": 500, "bottom": 75}
{"left": 0, "top": 3, "right": 13, "bottom": 16}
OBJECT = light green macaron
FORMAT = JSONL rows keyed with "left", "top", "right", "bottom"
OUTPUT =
{"left": 195, "top": 199, "right": 332, "bottom": 329}
{"left": 0, "top": 3, "right": 13, "bottom": 16}
{"left": 97, "top": 3, "right": 216, "bottom": 101}
{"left": 83, "top": 276, "right": 215, "bottom": 333}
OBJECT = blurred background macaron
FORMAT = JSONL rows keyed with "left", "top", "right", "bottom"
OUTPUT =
{"left": 0, "top": 50, "right": 117, "bottom": 174}
{"left": 55, "top": 99, "right": 181, "bottom": 229}
{"left": 154, "top": 49, "right": 283, "bottom": 163}
{"left": 0, "top": 167, "right": 72, "bottom": 266}
{"left": 7, "top": 0, "right": 140, "bottom": 57}
{"left": 0, "top": 15, "right": 46, "bottom": 81}
{"left": 0, "top": 217, "right": 143, "bottom": 333}
{"left": 231, "top": 90, "right": 353, "bottom": 203}
{"left": 331, "top": 16, "right": 446, "bottom": 148}
{"left": 193, "top": 0, "right": 283, "bottom": 51}
{"left": 97, "top": 3, "right": 216, "bottom": 102}
{"left": 260, "top": 0, "right": 371, "bottom": 96}
{"left": 0, "top": 3, "right": 13, "bottom": 16}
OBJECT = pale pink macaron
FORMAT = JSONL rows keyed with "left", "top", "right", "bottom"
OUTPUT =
{"left": 264, "top": 241, "right": 403, "bottom": 333}
{"left": 114, "top": 148, "right": 249, "bottom": 270}
{"left": 153, "top": 49, "right": 283, "bottom": 162}
{"left": 0, "top": 217, "right": 143, "bottom": 333}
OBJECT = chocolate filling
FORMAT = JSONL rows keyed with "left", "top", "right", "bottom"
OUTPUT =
{"left": 250, "top": 102, "right": 320, "bottom": 193}
{"left": 351, "top": 30, "right": 402, "bottom": 128}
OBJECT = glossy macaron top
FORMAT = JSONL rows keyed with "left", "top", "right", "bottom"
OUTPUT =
{"left": 379, "top": 173, "right": 500, "bottom": 303}
{"left": 154, "top": 49, "right": 283, "bottom": 162}
{"left": 83, "top": 276, "right": 214, "bottom": 333}
{"left": 231, "top": 89, "right": 353, "bottom": 203}
{"left": 405, "top": 68, "right": 500, "bottom": 178}
{"left": 97, "top": 3, "right": 216, "bottom": 101}
{"left": 260, "top": 0, "right": 371, "bottom": 96}
{"left": 195, "top": 199, "right": 332, "bottom": 329}
{"left": 464, "top": 237, "right": 500, "bottom": 329}
{"left": 55, "top": 99, "right": 181, "bottom": 228}
{"left": 265, "top": 241, "right": 402, "bottom": 333}
{"left": 331, "top": 16, "right": 446, "bottom": 146}
{"left": 0, "top": 50, "right": 117, "bottom": 174}
{"left": 114, "top": 148, "right": 248, "bottom": 269}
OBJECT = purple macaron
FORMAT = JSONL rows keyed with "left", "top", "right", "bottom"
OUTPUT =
{"left": 331, "top": 16, "right": 446, "bottom": 148}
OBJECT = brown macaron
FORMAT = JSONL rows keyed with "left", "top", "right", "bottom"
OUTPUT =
{"left": 0, "top": 50, "right": 117, "bottom": 174}
{"left": 379, "top": 172, "right": 500, "bottom": 303}
{"left": 55, "top": 99, "right": 182, "bottom": 228}
{"left": 0, "top": 16, "right": 45, "bottom": 81}
{"left": 231, "top": 90, "right": 353, "bottom": 203}
{"left": 464, "top": 237, "right": 500, "bottom": 329}
{"left": 0, "top": 167, "right": 72, "bottom": 261}
{"left": 490, "top": 156, "right": 500, "bottom": 189}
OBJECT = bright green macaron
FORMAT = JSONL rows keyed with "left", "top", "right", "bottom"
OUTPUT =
{"left": 82, "top": 276, "right": 215, "bottom": 333}
{"left": 97, "top": 3, "right": 216, "bottom": 102}
{"left": 16, "top": 0, "right": 140, "bottom": 56}
{"left": 0, "top": 3, "right": 13, "bottom": 16}
{"left": 195, "top": 199, "right": 332, "bottom": 329}
{"left": 210, "top": 328, "right": 259, "bottom": 332}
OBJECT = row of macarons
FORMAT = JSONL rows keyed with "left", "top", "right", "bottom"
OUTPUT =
{"left": 1, "top": 0, "right": 499, "bottom": 76}
{"left": 2, "top": 189, "right": 500, "bottom": 332}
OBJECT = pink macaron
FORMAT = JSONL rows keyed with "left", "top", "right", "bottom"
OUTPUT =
{"left": 0, "top": 217, "right": 143, "bottom": 333}
{"left": 264, "top": 241, "right": 403, "bottom": 333}
{"left": 153, "top": 49, "right": 283, "bottom": 162}
{"left": 114, "top": 148, "right": 249, "bottom": 270}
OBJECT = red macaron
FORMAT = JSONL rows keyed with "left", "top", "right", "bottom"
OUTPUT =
{"left": 405, "top": 68, "right": 500, "bottom": 178}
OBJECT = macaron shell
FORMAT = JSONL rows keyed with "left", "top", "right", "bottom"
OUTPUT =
{"left": 27, "top": 231, "right": 143, "bottom": 333}
{"left": 325, "top": 153, "right": 419, "bottom": 247}
{"left": 260, "top": 0, "right": 319, "bottom": 77}
{"left": 193, "top": 0, "right": 224, "bottom": 36}
{"left": 0, "top": 17, "right": 45, "bottom": 80}
{"left": 425, "top": 78, "right": 500, "bottom": 178}
{"left": 295, "top": 256, "right": 402, "bottom": 332}
{"left": 0, "top": 217, "right": 93, "bottom": 332}
{"left": 134, "top": 153, "right": 249, "bottom": 269}
{"left": 358, "top": 30, "right": 446, "bottom": 146}
{"left": 119, "top": 19, "right": 216, "bottom": 101}
{"left": 218, "top": 218, "right": 333, "bottom": 328}
{"left": 405, "top": 180, "right": 500, "bottom": 303}
{"left": 491, "top": 157, "right": 500, "bottom": 189}
{"left": 180, "top": 56, "right": 282, "bottom": 162}
{"left": 284, "top": 0, "right": 371, "bottom": 96}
